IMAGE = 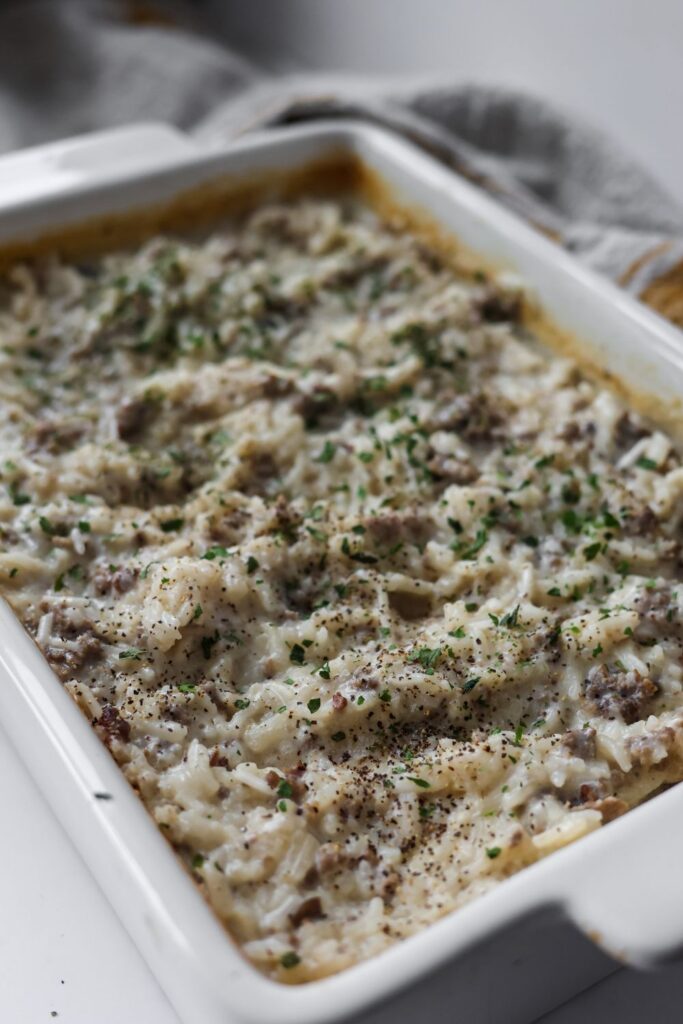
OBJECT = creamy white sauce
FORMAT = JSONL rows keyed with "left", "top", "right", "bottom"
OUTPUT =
{"left": 1, "top": 199, "right": 683, "bottom": 981}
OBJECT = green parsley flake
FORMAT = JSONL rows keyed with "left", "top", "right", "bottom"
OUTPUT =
{"left": 119, "top": 647, "right": 144, "bottom": 661}
{"left": 280, "top": 951, "right": 300, "bottom": 969}
{"left": 315, "top": 441, "right": 336, "bottom": 464}
{"left": 408, "top": 646, "right": 442, "bottom": 673}
{"left": 290, "top": 643, "right": 305, "bottom": 664}
{"left": 201, "top": 545, "right": 229, "bottom": 561}
{"left": 160, "top": 517, "right": 184, "bottom": 532}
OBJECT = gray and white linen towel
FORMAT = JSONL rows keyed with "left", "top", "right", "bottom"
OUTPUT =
{"left": 2, "top": 0, "right": 683, "bottom": 324}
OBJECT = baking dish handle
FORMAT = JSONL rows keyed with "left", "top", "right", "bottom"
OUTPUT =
{"left": 0, "top": 122, "right": 201, "bottom": 209}
{"left": 561, "top": 784, "right": 683, "bottom": 967}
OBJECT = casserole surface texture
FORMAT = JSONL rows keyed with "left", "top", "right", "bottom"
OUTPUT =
{"left": 2, "top": 188, "right": 683, "bottom": 983}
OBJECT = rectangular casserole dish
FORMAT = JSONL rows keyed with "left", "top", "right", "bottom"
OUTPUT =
{"left": 2, "top": 119, "right": 683, "bottom": 1024}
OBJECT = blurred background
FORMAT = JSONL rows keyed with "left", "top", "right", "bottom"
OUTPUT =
{"left": 0, "top": 0, "right": 680, "bottom": 205}
{"left": 204, "top": 0, "right": 683, "bottom": 204}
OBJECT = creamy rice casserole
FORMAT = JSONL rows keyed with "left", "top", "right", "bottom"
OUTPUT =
{"left": 1, "top": 192, "right": 683, "bottom": 982}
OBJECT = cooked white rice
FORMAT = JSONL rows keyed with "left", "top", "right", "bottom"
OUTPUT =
{"left": 1, "top": 196, "right": 683, "bottom": 981}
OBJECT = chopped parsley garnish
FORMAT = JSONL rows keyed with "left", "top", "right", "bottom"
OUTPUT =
{"left": 390, "top": 322, "right": 442, "bottom": 367}
{"left": 160, "top": 517, "right": 184, "bottom": 532}
{"left": 500, "top": 604, "right": 520, "bottom": 628}
{"left": 280, "top": 951, "right": 300, "bottom": 969}
{"left": 583, "top": 541, "right": 602, "bottom": 561}
{"left": 485, "top": 846, "right": 502, "bottom": 859}
{"left": 9, "top": 487, "right": 30, "bottom": 506}
{"left": 511, "top": 724, "right": 524, "bottom": 747}
{"left": 192, "top": 603, "right": 203, "bottom": 620}
{"left": 201, "top": 631, "right": 219, "bottom": 659}
{"left": 341, "top": 536, "right": 378, "bottom": 564}
{"left": 561, "top": 482, "right": 581, "bottom": 505}
{"left": 246, "top": 555, "right": 259, "bottom": 574}
{"left": 118, "top": 647, "right": 144, "bottom": 660}
{"left": 319, "top": 660, "right": 331, "bottom": 680}
{"left": 331, "top": 731, "right": 346, "bottom": 742}
{"left": 39, "top": 516, "right": 66, "bottom": 537}
{"left": 276, "top": 779, "right": 293, "bottom": 799}
{"left": 407, "top": 776, "right": 430, "bottom": 789}
{"left": 636, "top": 456, "right": 658, "bottom": 471}
{"left": 307, "top": 697, "right": 321, "bottom": 713}
{"left": 561, "top": 509, "right": 582, "bottom": 534}
{"left": 459, "top": 529, "right": 488, "bottom": 559}
{"left": 379, "top": 688, "right": 392, "bottom": 703}
{"left": 449, "top": 626, "right": 466, "bottom": 638}
{"left": 77, "top": 520, "right": 91, "bottom": 533}
{"left": 534, "top": 454, "right": 555, "bottom": 469}
{"left": 315, "top": 441, "right": 336, "bottom": 464}
{"left": 462, "top": 676, "right": 480, "bottom": 693}
{"left": 408, "top": 646, "right": 442, "bottom": 673}
{"left": 290, "top": 643, "right": 305, "bottom": 664}
{"left": 306, "top": 526, "right": 327, "bottom": 541}
{"left": 234, "top": 698, "right": 250, "bottom": 710}
{"left": 201, "top": 545, "right": 229, "bottom": 560}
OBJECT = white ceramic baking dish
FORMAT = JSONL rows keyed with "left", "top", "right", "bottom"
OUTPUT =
{"left": 2, "top": 119, "right": 683, "bottom": 1024}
